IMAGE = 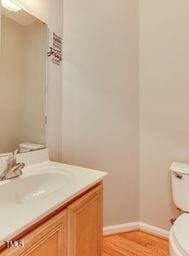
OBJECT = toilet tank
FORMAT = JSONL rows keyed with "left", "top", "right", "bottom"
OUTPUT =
{"left": 170, "top": 162, "right": 189, "bottom": 212}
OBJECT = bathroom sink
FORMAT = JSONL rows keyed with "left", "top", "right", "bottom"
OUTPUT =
{"left": 0, "top": 156, "right": 107, "bottom": 243}
{"left": 0, "top": 172, "right": 70, "bottom": 204}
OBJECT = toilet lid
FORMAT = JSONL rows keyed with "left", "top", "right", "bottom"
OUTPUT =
{"left": 19, "top": 143, "right": 45, "bottom": 150}
{"left": 173, "top": 213, "right": 189, "bottom": 255}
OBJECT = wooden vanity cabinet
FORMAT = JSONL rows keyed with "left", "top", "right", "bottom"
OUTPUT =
{"left": 1, "top": 183, "right": 103, "bottom": 256}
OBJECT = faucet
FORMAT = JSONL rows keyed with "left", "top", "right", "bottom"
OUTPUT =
{"left": 0, "top": 150, "right": 25, "bottom": 181}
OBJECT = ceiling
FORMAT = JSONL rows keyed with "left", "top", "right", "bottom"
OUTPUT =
{"left": 1, "top": 6, "right": 37, "bottom": 26}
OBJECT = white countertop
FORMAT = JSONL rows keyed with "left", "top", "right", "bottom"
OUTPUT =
{"left": 0, "top": 152, "right": 107, "bottom": 243}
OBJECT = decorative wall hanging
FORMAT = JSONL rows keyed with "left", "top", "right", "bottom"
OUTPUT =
{"left": 47, "top": 33, "right": 62, "bottom": 65}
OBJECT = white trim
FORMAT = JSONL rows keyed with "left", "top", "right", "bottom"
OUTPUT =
{"left": 103, "top": 222, "right": 140, "bottom": 236}
{"left": 140, "top": 222, "right": 170, "bottom": 239}
{"left": 103, "top": 222, "right": 170, "bottom": 239}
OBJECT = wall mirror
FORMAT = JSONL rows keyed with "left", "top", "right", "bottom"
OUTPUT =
{"left": 0, "top": 0, "right": 48, "bottom": 155}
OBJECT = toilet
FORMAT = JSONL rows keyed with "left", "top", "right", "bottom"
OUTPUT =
{"left": 19, "top": 143, "right": 45, "bottom": 153}
{"left": 170, "top": 162, "right": 189, "bottom": 256}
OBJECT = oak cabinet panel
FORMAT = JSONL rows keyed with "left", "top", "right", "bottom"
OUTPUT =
{"left": 1, "top": 211, "right": 67, "bottom": 256}
{"left": 67, "top": 185, "right": 103, "bottom": 256}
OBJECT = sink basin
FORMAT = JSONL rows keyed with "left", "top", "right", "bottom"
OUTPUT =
{"left": 0, "top": 172, "right": 70, "bottom": 204}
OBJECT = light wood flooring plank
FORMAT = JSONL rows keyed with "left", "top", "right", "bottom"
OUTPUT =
{"left": 103, "top": 231, "right": 169, "bottom": 256}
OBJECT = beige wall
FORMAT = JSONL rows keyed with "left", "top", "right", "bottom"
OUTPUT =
{"left": 139, "top": 0, "right": 189, "bottom": 229}
{"left": 22, "top": 20, "right": 47, "bottom": 144}
{"left": 63, "top": 0, "right": 139, "bottom": 226}
{"left": 63, "top": 0, "right": 189, "bottom": 229}
{"left": 0, "top": 16, "right": 25, "bottom": 153}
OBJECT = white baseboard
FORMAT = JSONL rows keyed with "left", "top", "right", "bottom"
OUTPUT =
{"left": 103, "top": 222, "right": 170, "bottom": 239}
{"left": 140, "top": 222, "right": 170, "bottom": 239}
{"left": 103, "top": 222, "right": 140, "bottom": 236}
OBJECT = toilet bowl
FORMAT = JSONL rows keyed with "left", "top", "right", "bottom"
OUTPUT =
{"left": 170, "top": 213, "right": 189, "bottom": 256}
{"left": 170, "top": 162, "right": 189, "bottom": 256}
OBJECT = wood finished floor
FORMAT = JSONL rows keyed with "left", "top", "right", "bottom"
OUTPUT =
{"left": 103, "top": 231, "right": 169, "bottom": 256}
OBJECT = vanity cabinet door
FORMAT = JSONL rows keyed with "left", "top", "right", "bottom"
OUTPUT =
{"left": 67, "top": 184, "right": 103, "bottom": 256}
{"left": 1, "top": 210, "right": 67, "bottom": 256}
